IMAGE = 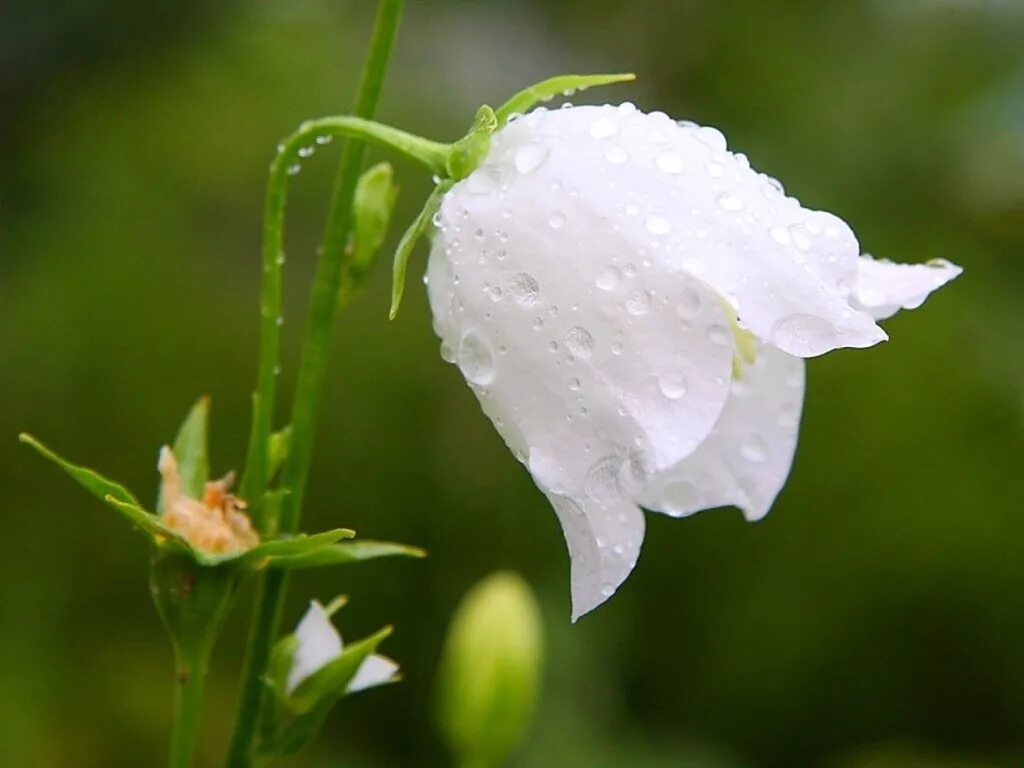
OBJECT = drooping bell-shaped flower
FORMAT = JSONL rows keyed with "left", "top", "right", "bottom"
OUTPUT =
{"left": 426, "top": 103, "right": 960, "bottom": 620}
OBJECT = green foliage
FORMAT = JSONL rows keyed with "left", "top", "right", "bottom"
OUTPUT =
{"left": 261, "top": 626, "right": 394, "bottom": 757}
{"left": 389, "top": 179, "right": 452, "bottom": 319}
{"left": 494, "top": 73, "right": 636, "bottom": 126}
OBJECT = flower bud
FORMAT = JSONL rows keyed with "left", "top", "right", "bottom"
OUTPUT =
{"left": 437, "top": 571, "right": 544, "bottom": 768}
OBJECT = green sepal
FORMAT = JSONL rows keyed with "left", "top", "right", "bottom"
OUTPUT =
{"left": 389, "top": 179, "right": 453, "bottom": 320}
{"left": 237, "top": 528, "right": 355, "bottom": 568}
{"left": 20, "top": 432, "right": 140, "bottom": 507}
{"left": 263, "top": 540, "right": 426, "bottom": 570}
{"left": 495, "top": 73, "right": 636, "bottom": 126}
{"left": 103, "top": 496, "right": 197, "bottom": 554}
{"left": 158, "top": 396, "right": 210, "bottom": 514}
{"left": 446, "top": 106, "right": 498, "bottom": 181}
{"left": 340, "top": 163, "right": 399, "bottom": 307}
{"left": 260, "top": 626, "right": 393, "bottom": 756}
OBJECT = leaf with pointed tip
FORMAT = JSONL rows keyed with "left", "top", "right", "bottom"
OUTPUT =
{"left": 265, "top": 540, "right": 426, "bottom": 570}
{"left": 103, "top": 496, "right": 195, "bottom": 553}
{"left": 158, "top": 396, "right": 210, "bottom": 514}
{"left": 239, "top": 529, "right": 355, "bottom": 568}
{"left": 20, "top": 433, "right": 141, "bottom": 507}
{"left": 495, "top": 73, "right": 636, "bottom": 126}
{"left": 261, "top": 627, "right": 393, "bottom": 756}
{"left": 389, "top": 180, "right": 452, "bottom": 320}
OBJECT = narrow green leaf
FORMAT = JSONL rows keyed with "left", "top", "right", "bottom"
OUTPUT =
{"left": 495, "top": 73, "right": 636, "bottom": 125}
{"left": 265, "top": 540, "right": 426, "bottom": 570}
{"left": 20, "top": 433, "right": 140, "bottom": 506}
{"left": 241, "top": 529, "right": 356, "bottom": 567}
{"left": 389, "top": 180, "right": 452, "bottom": 319}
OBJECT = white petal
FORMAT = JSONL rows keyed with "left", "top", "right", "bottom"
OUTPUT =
{"left": 455, "top": 105, "right": 887, "bottom": 358}
{"left": 347, "top": 654, "right": 399, "bottom": 693}
{"left": 546, "top": 492, "right": 645, "bottom": 621}
{"left": 287, "top": 601, "right": 343, "bottom": 695}
{"left": 639, "top": 343, "right": 805, "bottom": 522}
{"left": 850, "top": 256, "right": 963, "bottom": 320}
{"left": 428, "top": 107, "right": 745, "bottom": 618}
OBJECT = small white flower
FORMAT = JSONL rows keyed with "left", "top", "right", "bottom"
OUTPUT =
{"left": 287, "top": 601, "right": 399, "bottom": 694}
{"left": 426, "top": 103, "right": 961, "bottom": 620}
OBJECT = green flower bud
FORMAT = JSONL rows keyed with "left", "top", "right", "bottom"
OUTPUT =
{"left": 437, "top": 571, "right": 544, "bottom": 768}
{"left": 341, "top": 162, "right": 399, "bottom": 306}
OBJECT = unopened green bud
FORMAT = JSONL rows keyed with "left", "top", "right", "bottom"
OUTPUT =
{"left": 437, "top": 571, "right": 544, "bottom": 768}
{"left": 341, "top": 162, "right": 399, "bottom": 305}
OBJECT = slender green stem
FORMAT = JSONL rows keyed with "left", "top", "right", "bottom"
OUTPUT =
{"left": 227, "top": 2, "right": 406, "bottom": 765}
{"left": 169, "top": 649, "right": 210, "bottom": 768}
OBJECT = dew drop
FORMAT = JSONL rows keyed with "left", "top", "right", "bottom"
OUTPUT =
{"left": 315, "top": 134, "right": 333, "bottom": 145}
{"left": 509, "top": 272, "right": 540, "bottom": 306}
{"left": 439, "top": 342, "right": 456, "bottom": 363}
{"left": 717, "top": 192, "right": 744, "bottom": 211}
{"left": 297, "top": 145, "right": 315, "bottom": 158}
{"left": 662, "top": 480, "right": 699, "bottom": 516}
{"left": 604, "top": 145, "right": 629, "bottom": 164}
{"left": 569, "top": 377, "right": 581, "bottom": 391}
{"left": 778, "top": 403, "right": 800, "bottom": 429}
{"left": 770, "top": 225, "right": 792, "bottom": 245}
{"left": 589, "top": 116, "right": 619, "bottom": 139}
{"left": 789, "top": 224, "right": 812, "bottom": 251}
{"left": 514, "top": 143, "right": 550, "bottom": 174}
{"left": 696, "top": 126, "right": 728, "bottom": 152}
{"left": 655, "top": 150, "right": 684, "bottom": 174}
{"left": 645, "top": 215, "right": 671, "bottom": 236}
{"left": 548, "top": 212, "right": 566, "bottom": 229}
{"left": 565, "top": 326, "right": 595, "bottom": 358}
{"left": 625, "top": 290, "right": 650, "bottom": 316}
{"left": 740, "top": 435, "right": 768, "bottom": 464}
{"left": 659, "top": 371, "right": 688, "bottom": 399}
{"left": 286, "top": 164, "right": 301, "bottom": 176}
{"left": 675, "top": 286, "right": 703, "bottom": 317}
{"left": 457, "top": 331, "right": 495, "bottom": 386}
{"left": 770, "top": 314, "right": 836, "bottom": 356}
{"left": 532, "top": 316, "right": 545, "bottom": 330}
{"left": 596, "top": 266, "right": 621, "bottom": 291}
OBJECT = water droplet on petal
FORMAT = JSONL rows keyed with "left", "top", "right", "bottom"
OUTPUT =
{"left": 778, "top": 403, "right": 800, "bottom": 429}
{"left": 770, "top": 225, "right": 792, "bottom": 245}
{"left": 645, "top": 215, "right": 671, "bottom": 235}
{"left": 717, "top": 192, "right": 744, "bottom": 211}
{"left": 565, "top": 326, "right": 595, "bottom": 358}
{"left": 696, "top": 126, "right": 728, "bottom": 152}
{"left": 589, "top": 116, "right": 619, "bottom": 139}
{"left": 740, "top": 435, "right": 768, "bottom": 463}
{"left": 604, "top": 145, "right": 629, "bottom": 164}
{"left": 675, "top": 287, "right": 703, "bottom": 317}
{"left": 663, "top": 480, "right": 699, "bottom": 516}
{"left": 514, "top": 143, "right": 549, "bottom": 174}
{"left": 548, "top": 212, "right": 566, "bottom": 229}
{"left": 770, "top": 314, "right": 837, "bottom": 355}
{"left": 596, "top": 266, "right": 621, "bottom": 291}
{"left": 659, "top": 371, "right": 688, "bottom": 399}
{"left": 439, "top": 342, "right": 456, "bottom": 363}
{"left": 458, "top": 331, "right": 495, "bottom": 386}
{"left": 655, "top": 150, "right": 684, "bottom": 174}
{"left": 625, "top": 290, "right": 650, "bottom": 316}
{"left": 509, "top": 272, "right": 540, "bottom": 306}
{"left": 789, "top": 224, "right": 813, "bottom": 251}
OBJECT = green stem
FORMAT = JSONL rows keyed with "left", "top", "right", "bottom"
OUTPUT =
{"left": 169, "top": 649, "right": 210, "bottom": 768}
{"left": 227, "top": 2, "right": 406, "bottom": 765}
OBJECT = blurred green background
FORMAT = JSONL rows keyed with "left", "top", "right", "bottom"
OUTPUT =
{"left": 2, "top": 1, "right": 1022, "bottom": 766}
